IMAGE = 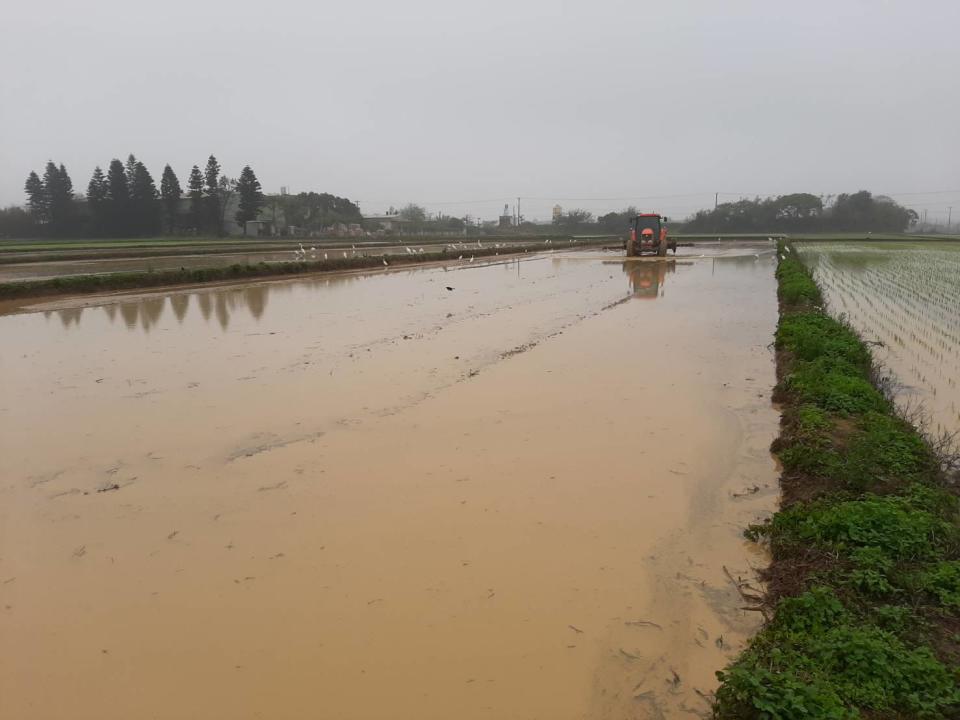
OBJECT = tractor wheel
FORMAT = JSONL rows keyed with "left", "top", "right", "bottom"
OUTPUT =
{"left": 626, "top": 237, "right": 637, "bottom": 257}
{"left": 657, "top": 236, "right": 668, "bottom": 257}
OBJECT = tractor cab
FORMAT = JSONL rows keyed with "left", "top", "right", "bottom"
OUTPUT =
{"left": 626, "top": 213, "right": 676, "bottom": 257}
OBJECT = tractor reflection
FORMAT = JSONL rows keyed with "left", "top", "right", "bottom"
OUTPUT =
{"left": 623, "top": 260, "right": 676, "bottom": 299}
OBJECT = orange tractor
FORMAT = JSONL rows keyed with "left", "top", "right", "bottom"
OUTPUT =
{"left": 625, "top": 213, "right": 675, "bottom": 257}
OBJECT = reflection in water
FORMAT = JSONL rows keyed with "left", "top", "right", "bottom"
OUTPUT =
{"left": 52, "top": 282, "right": 275, "bottom": 333}
{"left": 142, "top": 297, "right": 165, "bottom": 331}
{"left": 58, "top": 306, "right": 84, "bottom": 327}
{"left": 48, "top": 267, "right": 454, "bottom": 333}
{"left": 622, "top": 259, "right": 676, "bottom": 299}
{"left": 47, "top": 253, "right": 769, "bottom": 333}
{"left": 171, "top": 294, "right": 189, "bottom": 323}
{"left": 197, "top": 292, "right": 213, "bottom": 322}
{"left": 215, "top": 293, "right": 230, "bottom": 331}
{"left": 119, "top": 301, "right": 139, "bottom": 329}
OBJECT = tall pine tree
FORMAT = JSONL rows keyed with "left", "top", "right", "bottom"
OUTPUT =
{"left": 105, "top": 159, "right": 130, "bottom": 237}
{"left": 125, "top": 154, "right": 139, "bottom": 195}
{"left": 87, "top": 166, "right": 108, "bottom": 235}
{"left": 203, "top": 155, "right": 221, "bottom": 235}
{"left": 130, "top": 161, "right": 159, "bottom": 235}
{"left": 24, "top": 171, "right": 47, "bottom": 225}
{"left": 188, "top": 165, "right": 204, "bottom": 232}
{"left": 235, "top": 166, "right": 264, "bottom": 235}
{"left": 160, "top": 165, "right": 182, "bottom": 234}
{"left": 43, "top": 161, "right": 75, "bottom": 236}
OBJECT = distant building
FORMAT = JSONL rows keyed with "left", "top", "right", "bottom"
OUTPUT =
{"left": 244, "top": 220, "right": 273, "bottom": 237}
{"left": 552, "top": 204, "right": 563, "bottom": 221}
{"left": 364, "top": 214, "right": 412, "bottom": 234}
{"left": 498, "top": 203, "right": 513, "bottom": 228}
{"left": 326, "top": 222, "right": 365, "bottom": 238}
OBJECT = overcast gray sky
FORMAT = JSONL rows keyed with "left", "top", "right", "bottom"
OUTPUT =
{"left": 3, "top": 0, "right": 959, "bottom": 222}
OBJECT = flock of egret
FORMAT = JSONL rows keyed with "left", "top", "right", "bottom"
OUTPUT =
{"left": 284, "top": 236, "right": 577, "bottom": 271}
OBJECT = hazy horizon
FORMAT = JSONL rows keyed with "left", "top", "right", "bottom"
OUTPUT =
{"left": 3, "top": 0, "right": 959, "bottom": 223}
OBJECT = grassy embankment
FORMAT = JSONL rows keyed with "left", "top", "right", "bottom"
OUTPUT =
{"left": 0, "top": 240, "right": 603, "bottom": 301}
{"left": 713, "top": 248, "right": 960, "bottom": 718}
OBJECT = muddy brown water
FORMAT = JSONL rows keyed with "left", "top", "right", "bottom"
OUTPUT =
{"left": 0, "top": 246, "right": 780, "bottom": 719}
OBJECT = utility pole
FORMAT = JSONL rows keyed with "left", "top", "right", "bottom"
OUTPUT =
{"left": 948, "top": 206, "right": 953, "bottom": 231}
{"left": 715, "top": 192, "right": 718, "bottom": 210}
{"left": 517, "top": 197, "right": 521, "bottom": 227}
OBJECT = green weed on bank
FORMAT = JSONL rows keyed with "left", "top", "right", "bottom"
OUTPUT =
{"left": 714, "top": 251, "right": 960, "bottom": 719}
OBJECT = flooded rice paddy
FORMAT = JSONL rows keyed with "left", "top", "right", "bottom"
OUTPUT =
{"left": 0, "top": 246, "right": 780, "bottom": 719}
{"left": 0, "top": 240, "right": 554, "bottom": 283}
{"left": 797, "top": 241, "right": 960, "bottom": 436}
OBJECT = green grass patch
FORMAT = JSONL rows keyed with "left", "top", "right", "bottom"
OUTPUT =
{"left": 843, "top": 413, "right": 938, "bottom": 490}
{"left": 784, "top": 356, "right": 887, "bottom": 415}
{"left": 777, "top": 256, "right": 822, "bottom": 306}
{"left": 716, "top": 589, "right": 960, "bottom": 719}
{"left": 777, "top": 408, "right": 941, "bottom": 491}
{"left": 756, "top": 487, "right": 957, "bottom": 562}
{"left": 918, "top": 561, "right": 960, "bottom": 608}
{"left": 776, "top": 312, "right": 870, "bottom": 367}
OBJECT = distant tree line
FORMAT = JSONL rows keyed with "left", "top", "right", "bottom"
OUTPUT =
{"left": 552, "top": 208, "right": 652, "bottom": 234}
{"left": 681, "top": 191, "right": 918, "bottom": 233}
{"left": 4, "top": 154, "right": 264, "bottom": 238}
{"left": 550, "top": 192, "right": 918, "bottom": 235}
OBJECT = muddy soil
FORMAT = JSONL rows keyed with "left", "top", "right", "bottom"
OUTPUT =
{"left": 0, "top": 245, "right": 780, "bottom": 719}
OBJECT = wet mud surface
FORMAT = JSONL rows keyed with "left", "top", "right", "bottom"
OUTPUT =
{"left": 0, "top": 245, "right": 780, "bottom": 719}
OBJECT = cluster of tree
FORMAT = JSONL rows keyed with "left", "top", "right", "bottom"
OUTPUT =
{"left": 0, "top": 206, "right": 34, "bottom": 238}
{"left": 182, "top": 156, "right": 264, "bottom": 236}
{"left": 267, "top": 192, "right": 363, "bottom": 233}
{"left": 10, "top": 155, "right": 264, "bottom": 238}
{"left": 400, "top": 204, "right": 465, "bottom": 232}
{"left": 23, "top": 162, "right": 77, "bottom": 237}
{"left": 85, "top": 155, "right": 163, "bottom": 236}
{"left": 378, "top": 204, "right": 466, "bottom": 233}
{"left": 552, "top": 209, "right": 596, "bottom": 233}
{"left": 596, "top": 207, "right": 640, "bottom": 233}
{"left": 682, "top": 191, "right": 918, "bottom": 233}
